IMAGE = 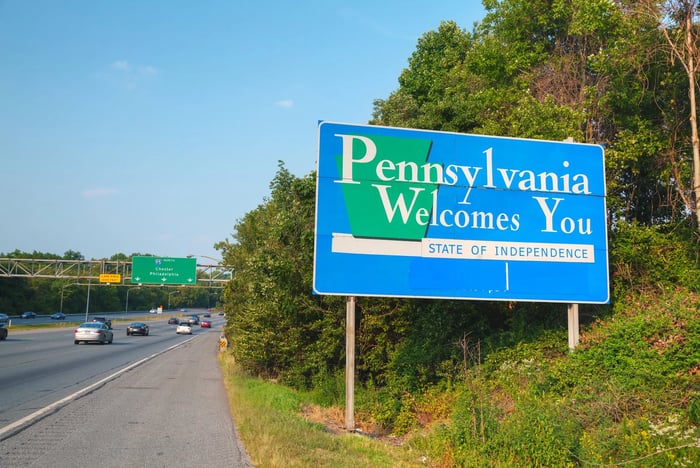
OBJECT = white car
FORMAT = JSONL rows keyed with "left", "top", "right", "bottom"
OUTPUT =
{"left": 74, "top": 322, "right": 113, "bottom": 344}
{"left": 176, "top": 323, "right": 192, "bottom": 335}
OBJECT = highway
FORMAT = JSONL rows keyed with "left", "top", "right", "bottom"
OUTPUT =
{"left": 0, "top": 311, "right": 250, "bottom": 467}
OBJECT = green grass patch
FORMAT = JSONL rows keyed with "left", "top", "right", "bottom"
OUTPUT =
{"left": 219, "top": 354, "right": 427, "bottom": 467}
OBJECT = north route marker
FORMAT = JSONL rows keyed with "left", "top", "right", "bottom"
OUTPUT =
{"left": 313, "top": 122, "right": 609, "bottom": 304}
{"left": 131, "top": 256, "right": 197, "bottom": 285}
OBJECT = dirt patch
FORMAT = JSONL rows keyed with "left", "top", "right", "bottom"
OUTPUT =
{"left": 300, "top": 403, "right": 406, "bottom": 446}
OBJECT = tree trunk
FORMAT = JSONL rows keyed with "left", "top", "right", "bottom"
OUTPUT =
{"left": 685, "top": 10, "right": 700, "bottom": 231}
{"left": 659, "top": 1, "right": 700, "bottom": 231}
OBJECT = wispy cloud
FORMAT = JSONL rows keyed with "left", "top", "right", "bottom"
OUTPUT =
{"left": 139, "top": 65, "right": 158, "bottom": 76}
{"left": 82, "top": 187, "right": 117, "bottom": 199}
{"left": 103, "top": 60, "right": 159, "bottom": 90}
{"left": 110, "top": 60, "right": 130, "bottom": 71}
{"left": 275, "top": 99, "right": 294, "bottom": 108}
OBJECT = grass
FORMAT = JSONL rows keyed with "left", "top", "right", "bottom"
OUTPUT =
{"left": 219, "top": 353, "right": 428, "bottom": 467}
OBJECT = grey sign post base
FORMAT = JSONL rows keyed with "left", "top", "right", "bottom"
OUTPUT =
{"left": 568, "top": 303, "right": 579, "bottom": 349}
{"left": 345, "top": 296, "right": 356, "bottom": 431}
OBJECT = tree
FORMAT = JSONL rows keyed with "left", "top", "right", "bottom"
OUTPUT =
{"left": 63, "top": 250, "right": 84, "bottom": 260}
{"left": 217, "top": 163, "right": 336, "bottom": 384}
{"left": 656, "top": 0, "right": 700, "bottom": 231}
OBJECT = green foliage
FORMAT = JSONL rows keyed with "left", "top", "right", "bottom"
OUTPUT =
{"left": 354, "top": 381, "right": 402, "bottom": 432}
{"left": 218, "top": 163, "right": 344, "bottom": 384}
{"left": 610, "top": 222, "right": 700, "bottom": 294}
{"left": 309, "top": 368, "right": 345, "bottom": 407}
{"left": 409, "top": 289, "right": 700, "bottom": 466}
{"left": 688, "top": 396, "right": 700, "bottom": 426}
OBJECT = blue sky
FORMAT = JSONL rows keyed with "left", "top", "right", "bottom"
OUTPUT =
{"left": 0, "top": 1, "right": 486, "bottom": 262}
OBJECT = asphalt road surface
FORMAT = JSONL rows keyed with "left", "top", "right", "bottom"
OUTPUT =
{"left": 0, "top": 313, "right": 216, "bottom": 426}
{"left": 0, "top": 320, "right": 250, "bottom": 467}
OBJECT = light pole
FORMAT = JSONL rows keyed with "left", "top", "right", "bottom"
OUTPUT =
{"left": 60, "top": 282, "right": 79, "bottom": 314}
{"left": 125, "top": 286, "right": 141, "bottom": 314}
{"left": 168, "top": 290, "right": 180, "bottom": 310}
{"left": 84, "top": 277, "right": 92, "bottom": 323}
{"left": 187, "top": 254, "right": 224, "bottom": 309}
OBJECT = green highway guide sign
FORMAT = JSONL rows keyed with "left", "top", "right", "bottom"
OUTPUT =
{"left": 131, "top": 256, "right": 197, "bottom": 285}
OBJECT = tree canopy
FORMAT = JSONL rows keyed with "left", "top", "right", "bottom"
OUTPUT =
{"left": 218, "top": 0, "right": 700, "bottom": 418}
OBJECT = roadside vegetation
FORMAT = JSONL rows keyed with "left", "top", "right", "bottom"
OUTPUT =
{"left": 214, "top": 2, "right": 700, "bottom": 466}
{"left": 221, "top": 287, "right": 700, "bottom": 466}
{"left": 220, "top": 354, "right": 426, "bottom": 467}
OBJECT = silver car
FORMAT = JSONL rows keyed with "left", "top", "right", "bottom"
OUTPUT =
{"left": 74, "top": 322, "right": 113, "bottom": 344}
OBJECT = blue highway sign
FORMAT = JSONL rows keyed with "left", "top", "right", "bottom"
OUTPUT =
{"left": 313, "top": 122, "right": 609, "bottom": 303}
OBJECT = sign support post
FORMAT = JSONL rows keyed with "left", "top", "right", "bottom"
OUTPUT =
{"left": 345, "top": 296, "right": 356, "bottom": 431}
{"left": 567, "top": 303, "right": 579, "bottom": 350}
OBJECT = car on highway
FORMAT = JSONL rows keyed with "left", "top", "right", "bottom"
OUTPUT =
{"left": 167, "top": 317, "right": 179, "bottom": 325}
{"left": 126, "top": 322, "right": 149, "bottom": 336}
{"left": 92, "top": 316, "right": 112, "bottom": 329}
{"left": 187, "top": 315, "right": 199, "bottom": 325}
{"left": 21, "top": 311, "right": 37, "bottom": 319}
{"left": 200, "top": 320, "right": 212, "bottom": 328}
{"left": 0, "top": 313, "right": 9, "bottom": 340}
{"left": 74, "top": 322, "right": 113, "bottom": 344}
{"left": 50, "top": 312, "right": 66, "bottom": 320}
{"left": 203, "top": 312, "right": 211, "bottom": 318}
{"left": 176, "top": 322, "right": 192, "bottom": 335}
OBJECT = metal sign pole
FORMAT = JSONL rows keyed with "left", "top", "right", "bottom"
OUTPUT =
{"left": 568, "top": 303, "right": 579, "bottom": 350}
{"left": 345, "top": 296, "right": 356, "bottom": 431}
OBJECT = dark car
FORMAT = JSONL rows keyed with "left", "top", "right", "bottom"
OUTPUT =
{"left": 126, "top": 322, "right": 149, "bottom": 336}
{"left": 167, "top": 317, "right": 179, "bottom": 325}
{"left": 50, "top": 312, "right": 66, "bottom": 320}
{"left": 200, "top": 320, "right": 212, "bottom": 328}
{"left": 0, "top": 324, "right": 7, "bottom": 341}
{"left": 92, "top": 316, "right": 112, "bottom": 329}
{"left": 21, "top": 311, "right": 37, "bottom": 319}
{"left": 203, "top": 312, "right": 211, "bottom": 318}
{"left": 187, "top": 315, "right": 199, "bottom": 325}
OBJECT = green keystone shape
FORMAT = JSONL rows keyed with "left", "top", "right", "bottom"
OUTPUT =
{"left": 336, "top": 134, "right": 436, "bottom": 241}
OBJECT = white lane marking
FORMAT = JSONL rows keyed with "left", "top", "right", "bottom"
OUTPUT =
{"left": 0, "top": 336, "right": 197, "bottom": 440}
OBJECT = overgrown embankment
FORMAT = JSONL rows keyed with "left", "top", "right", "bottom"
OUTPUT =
{"left": 221, "top": 288, "right": 700, "bottom": 467}
{"left": 404, "top": 289, "right": 700, "bottom": 466}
